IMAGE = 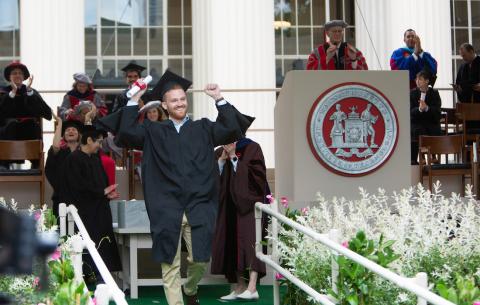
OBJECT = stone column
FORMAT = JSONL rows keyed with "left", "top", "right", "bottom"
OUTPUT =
{"left": 20, "top": 0, "right": 86, "bottom": 145}
{"left": 192, "top": 0, "right": 276, "bottom": 167}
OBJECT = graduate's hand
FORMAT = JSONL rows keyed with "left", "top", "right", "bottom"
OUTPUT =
{"left": 219, "top": 149, "right": 229, "bottom": 161}
{"left": 222, "top": 143, "right": 236, "bottom": 159}
{"left": 107, "top": 190, "right": 120, "bottom": 200}
{"left": 26, "top": 75, "right": 34, "bottom": 91}
{"left": 9, "top": 81, "right": 17, "bottom": 94}
{"left": 131, "top": 79, "right": 148, "bottom": 103}
{"left": 52, "top": 112, "right": 61, "bottom": 124}
{"left": 419, "top": 99, "right": 428, "bottom": 111}
{"left": 104, "top": 184, "right": 118, "bottom": 195}
{"left": 204, "top": 83, "right": 222, "bottom": 101}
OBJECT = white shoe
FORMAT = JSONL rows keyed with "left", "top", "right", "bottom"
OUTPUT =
{"left": 220, "top": 291, "right": 239, "bottom": 301}
{"left": 237, "top": 290, "right": 259, "bottom": 300}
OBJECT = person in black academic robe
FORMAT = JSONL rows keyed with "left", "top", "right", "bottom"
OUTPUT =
{"left": 98, "top": 69, "right": 253, "bottom": 305}
{"left": 455, "top": 43, "right": 480, "bottom": 103}
{"left": 0, "top": 62, "right": 52, "bottom": 142}
{"left": 111, "top": 61, "right": 146, "bottom": 113}
{"left": 410, "top": 71, "right": 442, "bottom": 164}
{"left": 45, "top": 117, "right": 81, "bottom": 217}
{"left": 59, "top": 126, "right": 121, "bottom": 281}
{"left": 211, "top": 138, "right": 268, "bottom": 301}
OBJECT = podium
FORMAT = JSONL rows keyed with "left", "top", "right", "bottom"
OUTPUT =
{"left": 275, "top": 70, "right": 411, "bottom": 204}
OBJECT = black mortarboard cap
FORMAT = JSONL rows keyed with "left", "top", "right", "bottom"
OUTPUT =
{"left": 121, "top": 61, "right": 146, "bottom": 73}
{"left": 61, "top": 120, "right": 82, "bottom": 136}
{"left": 151, "top": 69, "right": 192, "bottom": 101}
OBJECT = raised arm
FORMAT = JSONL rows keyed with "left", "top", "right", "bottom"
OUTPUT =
{"left": 203, "top": 84, "right": 255, "bottom": 146}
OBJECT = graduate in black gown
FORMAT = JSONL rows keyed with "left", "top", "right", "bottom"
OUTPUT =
{"left": 454, "top": 43, "right": 480, "bottom": 103}
{"left": 111, "top": 61, "right": 146, "bottom": 113}
{"left": 45, "top": 116, "right": 82, "bottom": 217}
{"left": 98, "top": 69, "right": 253, "bottom": 305}
{"left": 0, "top": 61, "right": 52, "bottom": 141}
{"left": 60, "top": 125, "right": 121, "bottom": 282}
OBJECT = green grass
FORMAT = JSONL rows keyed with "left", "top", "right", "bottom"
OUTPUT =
{"left": 118, "top": 285, "right": 278, "bottom": 305}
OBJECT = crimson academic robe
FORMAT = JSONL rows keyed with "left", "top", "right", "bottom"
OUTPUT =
{"left": 211, "top": 139, "right": 267, "bottom": 282}
{"left": 306, "top": 42, "right": 368, "bottom": 70}
{"left": 60, "top": 150, "right": 122, "bottom": 274}
{"left": 98, "top": 102, "right": 253, "bottom": 264}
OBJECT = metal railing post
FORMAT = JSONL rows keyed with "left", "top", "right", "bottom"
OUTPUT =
{"left": 58, "top": 203, "right": 67, "bottom": 237}
{"left": 271, "top": 200, "right": 280, "bottom": 305}
{"left": 328, "top": 229, "right": 340, "bottom": 294}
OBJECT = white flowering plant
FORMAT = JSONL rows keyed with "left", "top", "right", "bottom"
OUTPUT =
{"left": 274, "top": 183, "right": 480, "bottom": 305}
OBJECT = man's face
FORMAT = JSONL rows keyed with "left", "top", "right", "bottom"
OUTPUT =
{"left": 63, "top": 127, "right": 79, "bottom": 143}
{"left": 162, "top": 89, "right": 188, "bottom": 122}
{"left": 459, "top": 47, "right": 475, "bottom": 63}
{"left": 404, "top": 30, "right": 416, "bottom": 49}
{"left": 126, "top": 71, "right": 140, "bottom": 86}
{"left": 9, "top": 68, "right": 24, "bottom": 86}
{"left": 327, "top": 26, "right": 344, "bottom": 45}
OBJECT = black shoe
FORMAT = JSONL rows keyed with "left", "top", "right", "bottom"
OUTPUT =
{"left": 183, "top": 289, "right": 200, "bottom": 305}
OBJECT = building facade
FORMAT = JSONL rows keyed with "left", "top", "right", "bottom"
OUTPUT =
{"left": 1, "top": 0, "right": 479, "bottom": 167}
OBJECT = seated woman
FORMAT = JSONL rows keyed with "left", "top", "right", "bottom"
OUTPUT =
{"left": 58, "top": 73, "right": 107, "bottom": 121}
{"left": 410, "top": 70, "right": 442, "bottom": 164}
{"left": 0, "top": 61, "right": 52, "bottom": 141}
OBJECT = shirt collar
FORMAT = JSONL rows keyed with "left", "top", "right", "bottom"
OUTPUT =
{"left": 171, "top": 115, "right": 190, "bottom": 132}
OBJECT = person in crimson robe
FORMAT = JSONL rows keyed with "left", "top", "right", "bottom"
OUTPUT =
{"left": 59, "top": 125, "right": 121, "bottom": 283}
{"left": 306, "top": 20, "right": 368, "bottom": 71}
{"left": 211, "top": 138, "right": 268, "bottom": 301}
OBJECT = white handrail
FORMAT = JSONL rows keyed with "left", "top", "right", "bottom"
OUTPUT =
{"left": 58, "top": 203, "right": 128, "bottom": 305}
{"left": 255, "top": 202, "right": 455, "bottom": 305}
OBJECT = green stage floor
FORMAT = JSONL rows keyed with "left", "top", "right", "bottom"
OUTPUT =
{"left": 119, "top": 285, "right": 277, "bottom": 305}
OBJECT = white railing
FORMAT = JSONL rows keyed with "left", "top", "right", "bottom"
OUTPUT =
{"left": 58, "top": 203, "right": 128, "bottom": 305}
{"left": 254, "top": 201, "right": 455, "bottom": 305}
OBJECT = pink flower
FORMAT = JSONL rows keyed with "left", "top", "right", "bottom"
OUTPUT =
{"left": 266, "top": 194, "right": 274, "bottom": 204}
{"left": 275, "top": 272, "right": 284, "bottom": 280}
{"left": 341, "top": 241, "right": 349, "bottom": 248}
{"left": 50, "top": 248, "right": 61, "bottom": 261}
{"left": 92, "top": 298, "right": 98, "bottom": 305}
{"left": 473, "top": 302, "right": 480, "bottom": 305}
{"left": 33, "top": 277, "right": 40, "bottom": 288}
{"left": 301, "top": 207, "right": 309, "bottom": 215}
{"left": 280, "top": 196, "right": 289, "bottom": 208}
{"left": 34, "top": 211, "right": 41, "bottom": 221}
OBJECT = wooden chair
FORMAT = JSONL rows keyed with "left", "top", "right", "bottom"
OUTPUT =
{"left": 0, "top": 140, "right": 45, "bottom": 205}
{"left": 440, "top": 107, "right": 457, "bottom": 135}
{"left": 419, "top": 135, "right": 471, "bottom": 196}
{"left": 455, "top": 103, "right": 480, "bottom": 143}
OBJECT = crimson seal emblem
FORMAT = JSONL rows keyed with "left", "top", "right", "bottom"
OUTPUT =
{"left": 307, "top": 82, "right": 398, "bottom": 176}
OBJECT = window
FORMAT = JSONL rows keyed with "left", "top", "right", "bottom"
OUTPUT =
{"left": 274, "top": 0, "right": 355, "bottom": 86}
{"left": 0, "top": 0, "right": 20, "bottom": 85}
{"left": 84, "top": 0, "right": 192, "bottom": 85}
{"left": 450, "top": 0, "right": 480, "bottom": 103}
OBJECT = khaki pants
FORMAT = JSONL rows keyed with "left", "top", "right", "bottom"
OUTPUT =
{"left": 161, "top": 213, "right": 207, "bottom": 305}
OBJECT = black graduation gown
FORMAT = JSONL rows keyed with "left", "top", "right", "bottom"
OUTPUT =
{"left": 98, "top": 103, "right": 253, "bottom": 264}
{"left": 111, "top": 89, "right": 129, "bottom": 113}
{"left": 59, "top": 150, "right": 122, "bottom": 273}
{"left": 455, "top": 56, "right": 480, "bottom": 103}
{"left": 45, "top": 147, "right": 74, "bottom": 217}
{"left": 410, "top": 87, "right": 442, "bottom": 162}
{"left": 0, "top": 85, "right": 52, "bottom": 140}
